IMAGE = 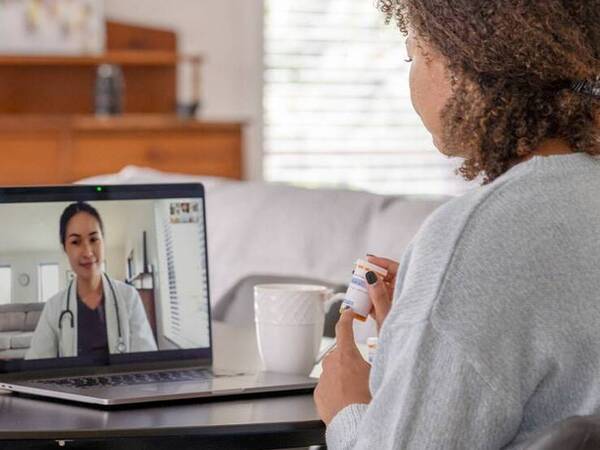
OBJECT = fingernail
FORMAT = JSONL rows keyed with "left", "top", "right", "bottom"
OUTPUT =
{"left": 366, "top": 271, "right": 377, "bottom": 285}
{"left": 366, "top": 253, "right": 375, "bottom": 257}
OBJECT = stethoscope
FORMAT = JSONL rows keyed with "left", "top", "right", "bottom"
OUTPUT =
{"left": 58, "top": 272, "right": 126, "bottom": 353}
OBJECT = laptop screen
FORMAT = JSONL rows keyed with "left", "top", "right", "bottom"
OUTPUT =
{"left": 0, "top": 184, "right": 211, "bottom": 372}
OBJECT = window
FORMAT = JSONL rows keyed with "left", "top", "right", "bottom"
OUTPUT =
{"left": 0, "top": 266, "right": 11, "bottom": 305}
{"left": 38, "top": 263, "right": 59, "bottom": 302}
{"left": 263, "top": 0, "right": 470, "bottom": 195}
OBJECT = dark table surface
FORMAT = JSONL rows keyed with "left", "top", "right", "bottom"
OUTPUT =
{"left": 0, "top": 322, "right": 326, "bottom": 449}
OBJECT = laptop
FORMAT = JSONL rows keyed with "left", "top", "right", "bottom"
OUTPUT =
{"left": 0, "top": 183, "right": 317, "bottom": 406}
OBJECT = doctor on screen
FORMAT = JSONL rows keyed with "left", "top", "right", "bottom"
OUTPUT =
{"left": 26, "top": 202, "right": 157, "bottom": 360}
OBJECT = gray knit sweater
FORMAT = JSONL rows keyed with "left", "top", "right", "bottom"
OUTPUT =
{"left": 326, "top": 154, "right": 600, "bottom": 449}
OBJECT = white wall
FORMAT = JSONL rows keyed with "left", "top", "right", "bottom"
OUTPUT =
{"left": 104, "top": 0, "right": 264, "bottom": 181}
{"left": 0, "top": 251, "right": 68, "bottom": 303}
{"left": 105, "top": 247, "right": 126, "bottom": 281}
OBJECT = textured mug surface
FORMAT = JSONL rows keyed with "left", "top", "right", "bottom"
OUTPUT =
{"left": 254, "top": 284, "right": 333, "bottom": 374}
{"left": 254, "top": 284, "right": 330, "bottom": 325}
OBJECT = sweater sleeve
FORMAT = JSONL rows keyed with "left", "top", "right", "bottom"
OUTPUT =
{"left": 326, "top": 321, "right": 523, "bottom": 449}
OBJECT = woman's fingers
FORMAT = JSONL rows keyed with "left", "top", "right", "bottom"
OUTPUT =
{"left": 334, "top": 309, "right": 361, "bottom": 357}
{"left": 366, "top": 271, "right": 392, "bottom": 329}
{"left": 366, "top": 255, "right": 399, "bottom": 282}
{"left": 367, "top": 253, "right": 399, "bottom": 301}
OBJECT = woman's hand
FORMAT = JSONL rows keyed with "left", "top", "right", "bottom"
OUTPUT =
{"left": 314, "top": 309, "right": 372, "bottom": 425}
{"left": 366, "top": 255, "right": 399, "bottom": 330}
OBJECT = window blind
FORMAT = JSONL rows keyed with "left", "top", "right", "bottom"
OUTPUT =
{"left": 154, "top": 201, "right": 210, "bottom": 349}
{"left": 263, "top": 0, "right": 470, "bottom": 195}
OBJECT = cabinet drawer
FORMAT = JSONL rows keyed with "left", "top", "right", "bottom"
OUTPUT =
{"left": 70, "top": 130, "right": 242, "bottom": 180}
{"left": 0, "top": 133, "right": 64, "bottom": 185}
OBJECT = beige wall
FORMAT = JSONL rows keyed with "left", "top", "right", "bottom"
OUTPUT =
{"left": 105, "top": 0, "right": 264, "bottom": 180}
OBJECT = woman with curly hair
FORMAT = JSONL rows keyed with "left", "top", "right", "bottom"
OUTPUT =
{"left": 314, "top": 1, "right": 600, "bottom": 448}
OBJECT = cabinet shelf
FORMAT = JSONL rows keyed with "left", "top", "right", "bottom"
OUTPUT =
{"left": 0, "top": 51, "right": 195, "bottom": 67}
{"left": 0, "top": 114, "right": 243, "bottom": 132}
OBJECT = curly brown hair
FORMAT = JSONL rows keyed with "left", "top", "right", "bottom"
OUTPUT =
{"left": 378, "top": 0, "right": 600, "bottom": 183}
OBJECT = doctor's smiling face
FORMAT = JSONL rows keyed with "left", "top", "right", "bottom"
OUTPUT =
{"left": 64, "top": 212, "right": 105, "bottom": 282}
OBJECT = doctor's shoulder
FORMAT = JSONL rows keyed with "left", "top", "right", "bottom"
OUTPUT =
{"left": 111, "top": 279, "right": 143, "bottom": 305}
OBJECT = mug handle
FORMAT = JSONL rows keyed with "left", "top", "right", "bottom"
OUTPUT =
{"left": 324, "top": 290, "right": 346, "bottom": 314}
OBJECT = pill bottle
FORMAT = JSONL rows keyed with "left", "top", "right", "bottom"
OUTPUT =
{"left": 340, "top": 258, "right": 387, "bottom": 321}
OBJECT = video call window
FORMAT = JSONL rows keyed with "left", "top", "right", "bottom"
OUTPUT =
{"left": 0, "top": 198, "right": 210, "bottom": 361}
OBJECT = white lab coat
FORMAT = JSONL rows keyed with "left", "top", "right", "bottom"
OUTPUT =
{"left": 26, "top": 275, "right": 157, "bottom": 359}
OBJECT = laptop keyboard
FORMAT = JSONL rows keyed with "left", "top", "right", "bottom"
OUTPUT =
{"left": 32, "top": 369, "right": 212, "bottom": 390}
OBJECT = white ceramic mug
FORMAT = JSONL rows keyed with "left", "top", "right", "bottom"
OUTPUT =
{"left": 254, "top": 284, "right": 344, "bottom": 375}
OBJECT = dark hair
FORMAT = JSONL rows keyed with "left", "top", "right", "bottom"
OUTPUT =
{"left": 59, "top": 202, "right": 104, "bottom": 248}
{"left": 378, "top": 0, "right": 600, "bottom": 183}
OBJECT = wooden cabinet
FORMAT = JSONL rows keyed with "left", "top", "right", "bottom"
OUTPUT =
{"left": 0, "top": 115, "right": 243, "bottom": 185}
{"left": 0, "top": 22, "right": 236, "bottom": 185}
{"left": 0, "top": 129, "right": 65, "bottom": 185}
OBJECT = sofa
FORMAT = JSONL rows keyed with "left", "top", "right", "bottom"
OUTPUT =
{"left": 0, "top": 302, "right": 44, "bottom": 360}
{"left": 80, "top": 166, "right": 449, "bottom": 341}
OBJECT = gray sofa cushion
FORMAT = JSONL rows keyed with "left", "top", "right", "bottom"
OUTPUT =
{"left": 0, "top": 348, "right": 28, "bottom": 360}
{"left": 0, "top": 303, "right": 44, "bottom": 332}
{"left": 24, "top": 310, "right": 42, "bottom": 332}
{"left": 0, "top": 304, "right": 28, "bottom": 313}
{"left": 0, "top": 312, "right": 26, "bottom": 332}
{"left": 0, "top": 332, "right": 21, "bottom": 350}
{"left": 0, "top": 303, "right": 42, "bottom": 313}
{"left": 193, "top": 178, "right": 447, "bottom": 309}
{"left": 10, "top": 333, "right": 33, "bottom": 349}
